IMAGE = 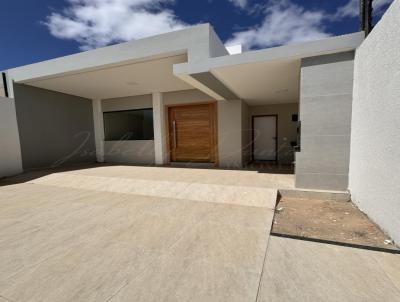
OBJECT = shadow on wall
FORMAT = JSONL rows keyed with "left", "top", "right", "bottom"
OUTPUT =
{"left": 13, "top": 83, "right": 97, "bottom": 170}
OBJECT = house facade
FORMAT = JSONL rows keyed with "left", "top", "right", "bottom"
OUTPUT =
{"left": 1, "top": 24, "right": 364, "bottom": 191}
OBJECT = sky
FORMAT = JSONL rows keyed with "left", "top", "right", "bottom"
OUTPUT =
{"left": 0, "top": 0, "right": 394, "bottom": 71}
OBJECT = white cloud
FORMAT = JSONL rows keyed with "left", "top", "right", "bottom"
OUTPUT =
{"left": 335, "top": 0, "right": 394, "bottom": 19}
{"left": 46, "top": 0, "right": 395, "bottom": 52}
{"left": 45, "top": 0, "right": 187, "bottom": 50}
{"left": 373, "top": 0, "right": 394, "bottom": 12}
{"left": 335, "top": 0, "right": 359, "bottom": 18}
{"left": 227, "top": 0, "right": 330, "bottom": 50}
{"left": 229, "top": 0, "right": 248, "bottom": 9}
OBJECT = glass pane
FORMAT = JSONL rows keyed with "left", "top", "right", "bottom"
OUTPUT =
{"left": 103, "top": 109, "right": 154, "bottom": 141}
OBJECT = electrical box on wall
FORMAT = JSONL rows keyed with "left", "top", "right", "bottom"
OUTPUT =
{"left": 294, "top": 121, "right": 301, "bottom": 152}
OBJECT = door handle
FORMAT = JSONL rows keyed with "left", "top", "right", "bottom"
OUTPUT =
{"left": 173, "top": 120, "right": 177, "bottom": 148}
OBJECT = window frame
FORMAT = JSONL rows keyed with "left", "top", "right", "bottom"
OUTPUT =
{"left": 103, "top": 107, "right": 154, "bottom": 142}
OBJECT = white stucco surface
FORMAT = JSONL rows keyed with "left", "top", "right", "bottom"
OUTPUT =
{"left": 349, "top": 0, "right": 400, "bottom": 243}
{"left": 152, "top": 92, "right": 167, "bottom": 165}
{"left": 0, "top": 97, "right": 23, "bottom": 178}
{"left": 92, "top": 99, "right": 105, "bottom": 163}
{"left": 104, "top": 140, "right": 155, "bottom": 165}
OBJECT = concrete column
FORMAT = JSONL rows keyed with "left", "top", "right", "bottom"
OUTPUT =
{"left": 296, "top": 52, "right": 354, "bottom": 191}
{"left": 152, "top": 92, "right": 167, "bottom": 165}
{"left": 92, "top": 99, "right": 105, "bottom": 163}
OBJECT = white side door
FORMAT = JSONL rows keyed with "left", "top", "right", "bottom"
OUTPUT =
{"left": 253, "top": 115, "right": 277, "bottom": 161}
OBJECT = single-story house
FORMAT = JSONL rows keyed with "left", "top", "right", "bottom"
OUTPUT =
{"left": 1, "top": 24, "right": 364, "bottom": 191}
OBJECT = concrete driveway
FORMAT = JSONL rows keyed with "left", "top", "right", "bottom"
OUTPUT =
{"left": 0, "top": 165, "right": 292, "bottom": 302}
{"left": 1, "top": 165, "right": 399, "bottom": 302}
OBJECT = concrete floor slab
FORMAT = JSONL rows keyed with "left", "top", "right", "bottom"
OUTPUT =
{"left": 371, "top": 252, "right": 400, "bottom": 291}
{"left": 29, "top": 172, "right": 278, "bottom": 208}
{"left": 168, "top": 219, "right": 271, "bottom": 273}
{"left": 109, "top": 255, "right": 261, "bottom": 302}
{"left": 3, "top": 165, "right": 397, "bottom": 301}
{"left": 258, "top": 236, "right": 400, "bottom": 302}
{"left": 0, "top": 165, "right": 279, "bottom": 302}
{"left": 63, "top": 165, "right": 295, "bottom": 188}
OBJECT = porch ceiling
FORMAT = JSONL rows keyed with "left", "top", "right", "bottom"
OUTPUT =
{"left": 211, "top": 59, "right": 300, "bottom": 105}
{"left": 20, "top": 54, "right": 192, "bottom": 100}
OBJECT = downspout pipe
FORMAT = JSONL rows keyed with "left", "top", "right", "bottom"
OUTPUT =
{"left": 360, "top": 0, "right": 374, "bottom": 36}
{"left": 1, "top": 72, "right": 9, "bottom": 98}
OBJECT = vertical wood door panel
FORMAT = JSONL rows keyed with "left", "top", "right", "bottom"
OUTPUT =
{"left": 168, "top": 103, "right": 217, "bottom": 163}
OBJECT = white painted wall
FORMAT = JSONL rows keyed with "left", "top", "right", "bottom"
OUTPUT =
{"left": 104, "top": 141, "right": 155, "bottom": 165}
{"left": 92, "top": 99, "right": 105, "bottom": 163}
{"left": 349, "top": 0, "right": 400, "bottom": 244}
{"left": 218, "top": 99, "right": 243, "bottom": 168}
{"left": 103, "top": 94, "right": 152, "bottom": 112}
{"left": 241, "top": 101, "right": 251, "bottom": 165}
{"left": 163, "top": 89, "right": 212, "bottom": 105}
{"left": 101, "top": 95, "right": 155, "bottom": 165}
{"left": 226, "top": 44, "right": 242, "bottom": 55}
{"left": 152, "top": 92, "right": 167, "bottom": 165}
{"left": 98, "top": 89, "right": 245, "bottom": 168}
{"left": 0, "top": 97, "right": 23, "bottom": 178}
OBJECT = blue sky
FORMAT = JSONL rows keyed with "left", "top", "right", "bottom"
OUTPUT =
{"left": 0, "top": 0, "right": 394, "bottom": 70}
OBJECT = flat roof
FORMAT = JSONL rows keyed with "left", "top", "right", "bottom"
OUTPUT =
{"left": 4, "top": 25, "right": 364, "bottom": 102}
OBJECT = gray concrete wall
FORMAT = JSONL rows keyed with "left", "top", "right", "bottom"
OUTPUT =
{"left": 296, "top": 51, "right": 354, "bottom": 190}
{"left": 13, "top": 84, "right": 96, "bottom": 169}
{"left": 102, "top": 94, "right": 155, "bottom": 164}
{"left": 249, "top": 103, "right": 298, "bottom": 165}
{"left": 0, "top": 97, "right": 23, "bottom": 177}
{"left": 349, "top": 0, "right": 400, "bottom": 244}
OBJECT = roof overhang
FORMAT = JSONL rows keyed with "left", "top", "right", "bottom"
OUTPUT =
{"left": 5, "top": 27, "right": 364, "bottom": 103}
{"left": 174, "top": 32, "right": 365, "bottom": 104}
{"left": 16, "top": 54, "right": 192, "bottom": 100}
{"left": 5, "top": 24, "right": 228, "bottom": 99}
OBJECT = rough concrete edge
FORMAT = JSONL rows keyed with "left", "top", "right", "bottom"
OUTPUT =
{"left": 278, "top": 188, "right": 351, "bottom": 202}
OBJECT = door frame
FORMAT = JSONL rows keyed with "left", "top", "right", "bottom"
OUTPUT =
{"left": 251, "top": 114, "right": 278, "bottom": 162}
{"left": 165, "top": 101, "right": 218, "bottom": 165}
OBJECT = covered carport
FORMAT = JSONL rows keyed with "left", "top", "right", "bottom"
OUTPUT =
{"left": 5, "top": 24, "right": 229, "bottom": 170}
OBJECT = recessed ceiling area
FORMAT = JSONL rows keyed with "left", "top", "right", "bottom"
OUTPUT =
{"left": 22, "top": 54, "right": 191, "bottom": 100}
{"left": 211, "top": 59, "right": 301, "bottom": 105}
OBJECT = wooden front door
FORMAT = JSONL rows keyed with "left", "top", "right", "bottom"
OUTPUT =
{"left": 168, "top": 103, "right": 217, "bottom": 163}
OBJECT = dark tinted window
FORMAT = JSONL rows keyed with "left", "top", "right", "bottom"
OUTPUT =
{"left": 103, "top": 109, "right": 154, "bottom": 141}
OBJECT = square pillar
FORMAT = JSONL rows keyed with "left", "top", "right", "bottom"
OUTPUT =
{"left": 152, "top": 92, "right": 167, "bottom": 165}
{"left": 92, "top": 98, "right": 105, "bottom": 162}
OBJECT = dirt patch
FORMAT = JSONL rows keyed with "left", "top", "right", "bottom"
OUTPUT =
{"left": 272, "top": 197, "right": 399, "bottom": 251}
